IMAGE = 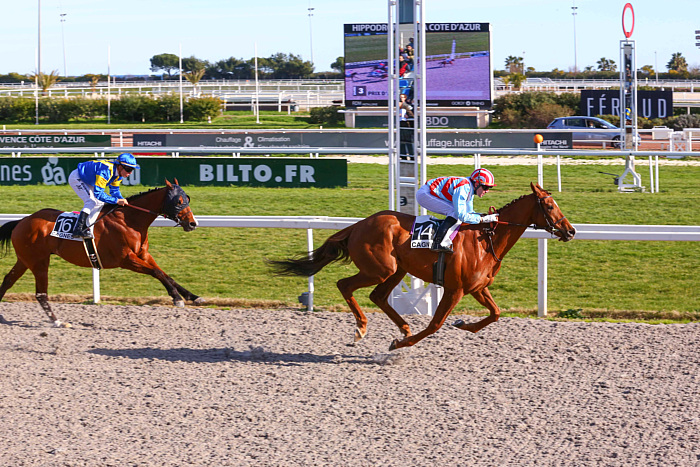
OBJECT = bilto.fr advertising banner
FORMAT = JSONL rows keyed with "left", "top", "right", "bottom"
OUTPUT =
{"left": 0, "top": 157, "right": 347, "bottom": 187}
{"left": 0, "top": 134, "right": 111, "bottom": 148}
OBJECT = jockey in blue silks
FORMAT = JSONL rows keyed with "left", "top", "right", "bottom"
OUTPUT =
{"left": 68, "top": 153, "right": 140, "bottom": 239}
{"left": 415, "top": 168, "right": 498, "bottom": 253}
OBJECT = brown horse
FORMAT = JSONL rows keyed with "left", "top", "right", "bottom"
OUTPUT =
{"left": 271, "top": 182, "right": 576, "bottom": 350}
{"left": 0, "top": 179, "right": 202, "bottom": 327}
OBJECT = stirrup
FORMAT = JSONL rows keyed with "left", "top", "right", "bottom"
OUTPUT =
{"left": 75, "top": 229, "right": 93, "bottom": 239}
{"left": 430, "top": 243, "right": 453, "bottom": 253}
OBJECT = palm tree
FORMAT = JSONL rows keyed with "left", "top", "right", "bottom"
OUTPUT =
{"left": 666, "top": 52, "right": 688, "bottom": 72}
{"left": 29, "top": 70, "right": 61, "bottom": 96}
{"left": 185, "top": 69, "right": 206, "bottom": 96}
{"left": 505, "top": 55, "right": 524, "bottom": 74}
{"left": 596, "top": 57, "right": 617, "bottom": 72}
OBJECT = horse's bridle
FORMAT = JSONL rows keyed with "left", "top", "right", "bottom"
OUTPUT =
{"left": 482, "top": 194, "right": 569, "bottom": 262}
{"left": 89, "top": 187, "right": 190, "bottom": 228}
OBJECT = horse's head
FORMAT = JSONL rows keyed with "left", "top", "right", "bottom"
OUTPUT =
{"left": 530, "top": 182, "right": 576, "bottom": 242}
{"left": 163, "top": 179, "right": 198, "bottom": 232}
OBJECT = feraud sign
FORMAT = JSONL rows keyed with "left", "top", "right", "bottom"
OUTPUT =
{"left": 0, "top": 157, "right": 347, "bottom": 188}
{"left": 581, "top": 90, "right": 673, "bottom": 119}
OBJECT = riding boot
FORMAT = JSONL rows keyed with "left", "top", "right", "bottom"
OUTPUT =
{"left": 73, "top": 211, "right": 93, "bottom": 239}
{"left": 431, "top": 216, "right": 460, "bottom": 253}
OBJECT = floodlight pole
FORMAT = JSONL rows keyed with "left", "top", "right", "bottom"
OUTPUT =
{"left": 179, "top": 44, "right": 184, "bottom": 124}
{"left": 60, "top": 13, "right": 67, "bottom": 76}
{"left": 308, "top": 4, "right": 315, "bottom": 65}
{"left": 36, "top": 0, "right": 41, "bottom": 125}
{"left": 572, "top": 0, "right": 578, "bottom": 73}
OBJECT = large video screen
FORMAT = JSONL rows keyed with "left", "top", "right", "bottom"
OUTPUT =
{"left": 344, "top": 23, "right": 492, "bottom": 108}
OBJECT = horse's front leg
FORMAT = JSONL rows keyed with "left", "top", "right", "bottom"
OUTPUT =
{"left": 389, "top": 288, "right": 464, "bottom": 350}
{"left": 139, "top": 251, "right": 204, "bottom": 305}
{"left": 120, "top": 252, "right": 185, "bottom": 307}
{"left": 29, "top": 258, "right": 70, "bottom": 328}
{"left": 452, "top": 287, "right": 500, "bottom": 333}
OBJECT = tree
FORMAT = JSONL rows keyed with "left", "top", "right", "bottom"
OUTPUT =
{"left": 185, "top": 69, "right": 206, "bottom": 95}
{"left": 331, "top": 56, "right": 344, "bottom": 73}
{"left": 182, "top": 56, "right": 209, "bottom": 74}
{"left": 149, "top": 53, "right": 179, "bottom": 77}
{"left": 666, "top": 52, "right": 688, "bottom": 72}
{"left": 505, "top": 55, "right": 524, "bottom": 73}
{"left": 506, "top": 73, "right": 526, "bottom": 90}
{"left": 29, "top": 70, "right": 61, "bottom": 95}
{"left": 207, "top": 57, "right": 253, "bottom": 79}
{"left": 596, "top": 57, "right": 617, "bottom": 72}
{"left": 640, "top": 65, "right": 655, "bottom": 76}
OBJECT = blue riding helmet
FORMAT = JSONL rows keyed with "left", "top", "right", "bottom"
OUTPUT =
{"left": 116, "top": 153, "right": 140, "bottom": 169}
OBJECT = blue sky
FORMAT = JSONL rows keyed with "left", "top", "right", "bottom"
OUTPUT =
{"left": 3, "top": 0, "right": 698, "bottom": 77}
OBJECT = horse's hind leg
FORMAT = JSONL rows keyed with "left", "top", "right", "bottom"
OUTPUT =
{"left": 368, "top": 268, "right": 412, "bottom": 338}
{"left": 0, "top": 260, "right": 28, "bottom": 301}
{"left": 29, "top": 258, "right": 69, "bottom": 328}
{"left": 337, "top": 272, "right": 385, "bottom": 342}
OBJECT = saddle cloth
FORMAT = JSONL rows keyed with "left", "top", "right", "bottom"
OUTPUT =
{"left": 410, "top": 215, "right": 460, "bottom": 249}
{"left": 49, "top": 212, "right": 84, "bottom": 241}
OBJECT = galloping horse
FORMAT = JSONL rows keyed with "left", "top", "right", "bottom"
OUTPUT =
{"left": 0, "top": 179, "right": 202, "bottom": 327}
{"left": 271, "top": 182, "right": 576, "bottom": 350}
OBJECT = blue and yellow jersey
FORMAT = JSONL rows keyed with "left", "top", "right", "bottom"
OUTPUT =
{"left": 76, "top": 159, "right": 124, "bottom": 204}
{"left": 426, "top": 176, "right": 481, "bottom": 224}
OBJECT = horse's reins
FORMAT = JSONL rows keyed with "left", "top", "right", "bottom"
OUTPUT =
{"left": 482, "top": 195, "right": 569, "bottom": 262}
{"left": 86, "top": 202, "right": 171, "bottom": 229}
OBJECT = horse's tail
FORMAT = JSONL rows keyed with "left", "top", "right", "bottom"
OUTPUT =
{"left": 269, "top": 224, "right": 354, "bottom": 277}
{"left": 0, "top": 220, "right": 19, "bottom": 257}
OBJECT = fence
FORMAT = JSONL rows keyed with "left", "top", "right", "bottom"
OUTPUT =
{"left": 1, "top": 214, "right": 698, "bottom": 316}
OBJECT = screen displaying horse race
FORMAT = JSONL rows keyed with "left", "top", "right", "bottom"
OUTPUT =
{"left": 343, "top": 23, "right": 492, "bottom": 108}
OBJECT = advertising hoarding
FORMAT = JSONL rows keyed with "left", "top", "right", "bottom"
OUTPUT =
{"left": 344, "top": 22, "right": 492, "bottom": 108}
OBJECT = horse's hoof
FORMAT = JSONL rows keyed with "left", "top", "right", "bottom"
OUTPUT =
{"left": 452, "top": 319, "right": 465, "bottom": 329}
{"left": 174, "top": 300, "right": 185, "bottom": 308}
{"left": 389, "top": 338, "right": 400, "bottom": 351}
{"left": 53, "top": 320, "right": 72, "bottom": 328}
{"left": 193, "top": 297, "right": 206, "bottom": 305}
{"left": 354, "top": 327, "right": 367, "bottom": 342}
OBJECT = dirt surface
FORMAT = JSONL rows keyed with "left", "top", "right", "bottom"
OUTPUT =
{"left": 1, "top": 301, "right": 699, "bottom": 466}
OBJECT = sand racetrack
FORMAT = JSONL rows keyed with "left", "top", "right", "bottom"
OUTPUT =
{"left": 1, "top": 301, "right": 699, "bottom": 466}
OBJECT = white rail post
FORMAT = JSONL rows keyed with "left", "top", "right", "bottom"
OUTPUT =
{"left": 306, "top": 228, "right": 314, "bottom": 311}
{"left": 655, "top": 155, "right": 659, "bottom": 193}
{"left": 92, "top": 269, "right": 100, "bottom": 303}
{"left": 538, "top": 238, "right": 547, "bottom": 317}
{"left": 556, "top": 155, "right": 562, "bottom": 192}
{"left": 648, "top": 156, "right": 654, "bottom": 193}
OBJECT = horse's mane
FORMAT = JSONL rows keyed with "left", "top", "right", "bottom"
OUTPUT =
{"left": 126, "top": 186, "right": 165, "bottom": 201}
{"left": 495, "top": 187, "right": 550, "bottom": 213}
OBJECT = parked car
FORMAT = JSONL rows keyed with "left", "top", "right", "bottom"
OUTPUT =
{"left": 547, "top": 116, "right": 640, "bottom": 147}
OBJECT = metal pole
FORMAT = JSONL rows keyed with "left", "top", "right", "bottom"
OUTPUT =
{"left": 571, "top": 0, "right": 578, "bottom": 73}
{"left": 60, "top": 12, "right": 67, "bottom": 76}
{"left": 307, "top": 3, "right": 314, "bottom": 66}
{"left": 255, "top": 43, "right": 260, "bottom": 124}
{"left": 107, "top": 45, "right": 111, "bottom": 125}
{"left": 387, "top": 0, "right": 396, "bottom": 210}
{"left": 648, "top": 156, "right": 654, "bottom": 193}
{"left": 179, "top": 44, "right": 184, "bottom": 124}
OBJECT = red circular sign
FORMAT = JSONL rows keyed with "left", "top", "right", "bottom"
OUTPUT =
{"left": 622, "top": 3, "right": 635, "bottom": 38}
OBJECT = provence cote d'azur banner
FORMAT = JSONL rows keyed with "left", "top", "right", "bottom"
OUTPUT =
{"left": 0, "top": 157, "right": 347, "bottom": 188}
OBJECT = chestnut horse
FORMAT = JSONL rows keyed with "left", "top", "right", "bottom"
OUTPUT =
{"left": 0, "top": 179, "right": 202, "bottom": 327}
{"left": 271, "top": 183, "right": 576, "bottom": 350}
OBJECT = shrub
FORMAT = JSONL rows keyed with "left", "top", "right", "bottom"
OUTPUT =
{"left": 184, "top": 97, "right": 222, "bottom": 121}
{"left": 309, "top": 105, "right": 342, "bottom": 125}
{"left": 669, "top": 114, "right": 700, "bottom": 131}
